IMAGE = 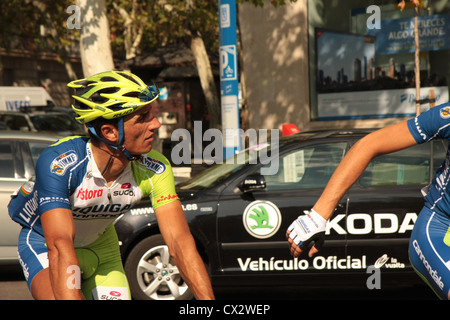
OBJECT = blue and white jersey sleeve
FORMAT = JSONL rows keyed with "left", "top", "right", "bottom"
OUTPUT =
{"left": 8, "top": 136, "right": 88, "bottom": 237}
{"left": 34, "top": 139, "right": 83, "bottom": 213}
{"left": 406, "top": 102, "right": 450, "bottom": 214}
{"left": 407, "top": 102, "right": 450, "bottom": 143}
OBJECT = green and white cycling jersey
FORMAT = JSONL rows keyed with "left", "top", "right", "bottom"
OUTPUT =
{"left": 9, "top": 136, "right": 179, "bottom": 298}
{"left": 9, "top": 135, "right": 179, "bottom": 247}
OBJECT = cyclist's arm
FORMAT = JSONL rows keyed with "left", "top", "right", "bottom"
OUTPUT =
{"left": 155, "top": 200, "right": 215, "bottom": 300}
{"left": 314, "top": 120, "right": 417, "bottom": 220}
{"left": 41, "top": 208, "right": 84, "bottom": 300}
{"left": 288, "top": 121, "right": 417, "bottom": 257}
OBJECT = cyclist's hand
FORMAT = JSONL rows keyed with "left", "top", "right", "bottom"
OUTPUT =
{"left": 286, "top": 209, "right": 327, "bottom": 258}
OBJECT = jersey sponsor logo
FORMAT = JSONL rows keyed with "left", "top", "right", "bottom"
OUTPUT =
{"left": 50, "top": 150, "right": 78, "bottom": 176}
{"left": 156, "top": 193, "right": 179, "bottom": 203}
{"left": 113, "top": 189, "right": 135, "bottom": 197}
{"left": 137, "top": 157, "right": 166, "bottom": 174}
{"left": 39, "top": 196, "right": 70, "bottom": 206}
{"left": 242, "top": 201, "right": 282, "bottom": 239}
{"left": 73, "top": 203, "right": 131, "bottom": 219}
{"left": 109, "top": 291, "right": 122, "bottom": 297}
{"left": 18, "top": 255, "right": 30, "bottom": 281}
{"left": 112, "top": 183, "right": 135, "bottom": 196}
{"left": 76, "top": 188, "right": 103, "bottom": 200}
{"left": 411, "top": 239, "right": 444, "bottom": 290}
{"left": 92, "top": 286, "right": 129, "bottom": 300}
{"left": 16, "top": 191, "right": 39, "bottom": 224}
{"left": 440, "top": 106, "right": 450, "bottom": 119}
{"left": 413, "top": 117, "right": 427, "bottom": 141}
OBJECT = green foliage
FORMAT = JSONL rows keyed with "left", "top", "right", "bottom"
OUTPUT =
{"left": 237, "top": 0, "right": 298, "bottom": 8}
{"left": 0, "top": 0, "right": 78, "bottom": 54}
{"left": 0, "top": 0, "right": 297, "bottom": 60}
{"left": 107, "top": 0, "right": 220, "bottom": 59}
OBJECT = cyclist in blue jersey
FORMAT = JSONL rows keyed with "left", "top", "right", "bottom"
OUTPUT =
{"left": 287, "top": 102, "right": 450, "bottom": 300}
{"left": 8, "top": 71, "right": 215, "bottom": 300}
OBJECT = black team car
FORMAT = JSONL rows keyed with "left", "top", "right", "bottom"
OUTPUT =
{"left": 114, "top": 129, "right": 447, "bottom": 300}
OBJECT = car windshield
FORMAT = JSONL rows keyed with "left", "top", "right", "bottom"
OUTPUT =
{"left": 177, "top": 142, "right": 282, "bottom": 191}
{"left": 30, "top": 113, "right": 83, "bottom": 133}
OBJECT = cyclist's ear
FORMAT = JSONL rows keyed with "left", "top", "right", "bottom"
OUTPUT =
{"left": 99, "top": 124, "right": 119, "bottom": 144}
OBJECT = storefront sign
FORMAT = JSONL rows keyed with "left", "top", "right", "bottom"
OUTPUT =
{"left": 367, "top": 14, "right": 450, "bottom": 54}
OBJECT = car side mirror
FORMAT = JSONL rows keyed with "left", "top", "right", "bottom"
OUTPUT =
{"left": 240, "top": 174, "right": 266, "bottom": 193}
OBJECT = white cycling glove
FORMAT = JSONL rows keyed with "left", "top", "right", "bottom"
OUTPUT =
{"left": 287, "top": 209, "right": 327, "bottom": 251}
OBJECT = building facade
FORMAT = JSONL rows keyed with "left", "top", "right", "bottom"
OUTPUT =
{"left": 238, "top": 0, "right": 450, "bottom": 132}
{"left": 0, "top": 49, "right": 82, "bottom": 108}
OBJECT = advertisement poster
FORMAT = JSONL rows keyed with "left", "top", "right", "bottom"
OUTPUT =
{"left": 316, "top": 25, "right": 449, "bottom": 120}
{"left": 367, "top": 14, "right": 450, "bottom": 54}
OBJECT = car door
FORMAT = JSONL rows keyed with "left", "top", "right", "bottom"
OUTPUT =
{"left": 215, "top": 138, "right": 351, "bottom": 285}
{"left": 346, "top": 140, "right": 447, "bottom": 280}
{"left": 0, "top": 138, "right": 54, "bottom": 262}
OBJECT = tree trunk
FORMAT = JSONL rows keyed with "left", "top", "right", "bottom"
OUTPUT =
{"left": 77, "top": 0, "right": 114, "bottom": 77}
{"left": 190, "top": 36, "right": 221, "bottom": 129}
{"left": 113, "top": 1, "right": 144, "bottom": 60}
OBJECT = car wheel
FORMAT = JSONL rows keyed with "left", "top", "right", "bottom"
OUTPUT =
{"left": 124, "top": 234, "right": 194, "bottom": 300}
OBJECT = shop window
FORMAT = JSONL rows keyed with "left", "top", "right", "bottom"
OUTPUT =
{"left": 308, "top": 0, "right": 450, "bottom": 122}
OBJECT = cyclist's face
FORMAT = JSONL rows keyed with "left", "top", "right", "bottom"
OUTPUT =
{"left": 123, "top": 102, "right": 161, "bottom": 154}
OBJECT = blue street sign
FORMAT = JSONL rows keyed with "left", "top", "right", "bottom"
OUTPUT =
{"left": 219, "top": 0, "right": 240, "bottom": 160}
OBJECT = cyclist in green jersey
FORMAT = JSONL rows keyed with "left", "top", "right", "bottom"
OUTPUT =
{"left": 9, "top": 71, "right": 215, "bottom": 300}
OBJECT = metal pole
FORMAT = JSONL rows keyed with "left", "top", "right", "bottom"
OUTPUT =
{"left": 219, "top": 0, "right": 241, "bottom": 160}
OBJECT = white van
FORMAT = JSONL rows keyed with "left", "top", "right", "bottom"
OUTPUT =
{"left": 0, "top": 86, "right": 54, "bottom": 111}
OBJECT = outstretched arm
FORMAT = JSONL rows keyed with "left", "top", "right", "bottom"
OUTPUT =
{"left": 287, "top": 121, "right": 418, "bottom": 257}
{"left": 155, "top": 200, "right": 215, "bottom": 300}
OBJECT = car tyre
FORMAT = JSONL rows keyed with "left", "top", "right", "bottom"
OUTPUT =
{"left": 124, "top": 234, "right": 194, "bottom": 300}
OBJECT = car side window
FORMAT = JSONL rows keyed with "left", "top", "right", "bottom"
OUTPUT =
{"left": 0, "top": 114, "right": 30, "bottom": 131}
{"left": 0, "top": 141, "right": 15, "bottom": 178}
{"left": 261, "top": 142, "right": 348, "bottom": 190}
{"left": 360, "top": 141, "right": 447, "bottom": 187}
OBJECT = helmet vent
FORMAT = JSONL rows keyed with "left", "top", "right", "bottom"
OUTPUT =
{"left": 123, "top": 91, "right": 140, "bottom": 98}
{"left": 100, "top": 76, "right": 119, "bottom": 82}
{"left": 118, "top": 72, "right": 141, "bottom": 85}
{"left": 74, "top": 80, "right": 96, "bottom": 87}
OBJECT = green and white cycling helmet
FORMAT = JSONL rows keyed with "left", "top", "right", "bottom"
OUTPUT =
{"left": 67, "top": 70, "right": 160, "bottom": 160}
